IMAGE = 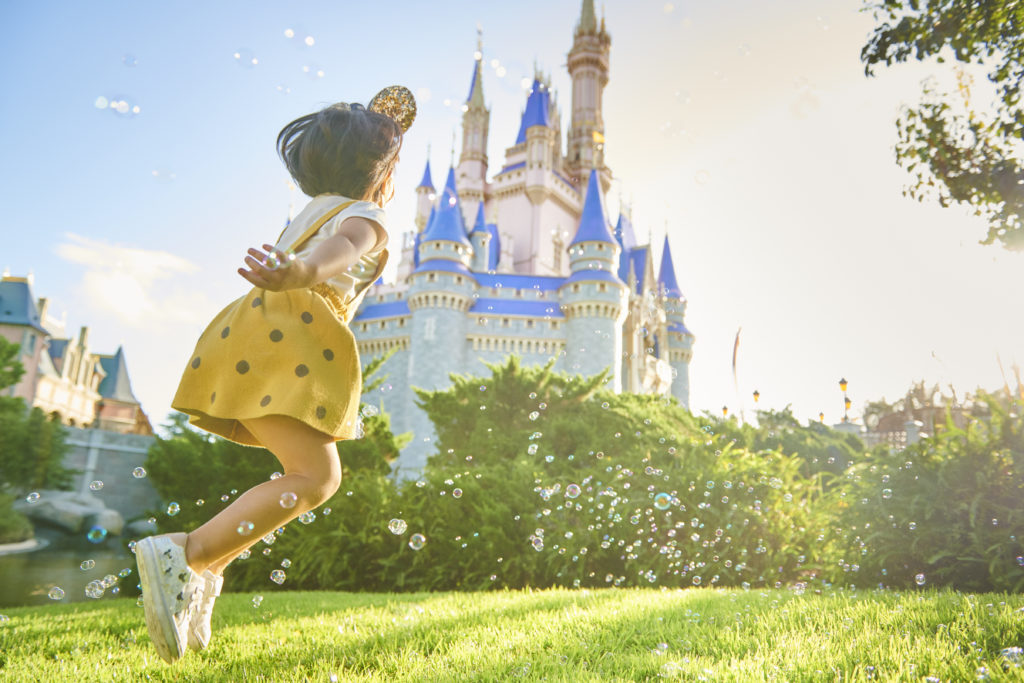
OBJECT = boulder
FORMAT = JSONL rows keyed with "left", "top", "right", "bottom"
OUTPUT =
{"left": 13, "top": 489, "right": 125, "bottom": 536}
{"left": 86, "top": 508, "right": 125, "bottom": 536}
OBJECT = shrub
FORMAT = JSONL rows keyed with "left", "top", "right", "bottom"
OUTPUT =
{"left": 0, "top": 493, "right": 33, "bottom": 544}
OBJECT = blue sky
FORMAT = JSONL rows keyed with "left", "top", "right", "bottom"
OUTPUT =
{"left": 3, "top": 0, "right": 1022, "bottom": 429}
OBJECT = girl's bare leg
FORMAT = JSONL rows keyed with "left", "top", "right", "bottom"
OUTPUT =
{"left": 172, "top": 414, "right": 342, "bottom": 575}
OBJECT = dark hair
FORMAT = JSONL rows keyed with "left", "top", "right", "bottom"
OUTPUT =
{"left": 276, "top": 102, "right": 402, "bottom": 203}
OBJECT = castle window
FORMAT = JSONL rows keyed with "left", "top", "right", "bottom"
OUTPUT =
{"left": 502, "top": 318, "right": 510, "bottom": 327}
{"left": 361, "top": 324, "right": 368, "bottom": 332}
{"left": 428, "top": 273, "right": 436, "bottom": 282}
{"left": 380, "top": 321, "right": 386, "bottom": 329}
{"left": 526, "top": 320, "right": 535, "bottom": 329}
{"left": 399, "top": 319, "right": 405, "bottom": 327}
{"left": 456, "top": 276, "right": 463, "bottom": 285}
{"left": 396, "top": 292, "right": 403, "bottom": 299}
{"left": 433, "top": 243, "right": 441, "bottom": 250}
{"left": 597, "top": 244, "right": 605, "bottom": 251}
{"left": 551, "top": 321, "right": 559, "bottom": 330}
{"left": 515, "top": 289, "right": 522, "bottom": 298}
{"left": 598, "top": 283, "right": 606, "bottom": 292}
{"left": 573, "top": 284, "right": 580, "bottom": 293}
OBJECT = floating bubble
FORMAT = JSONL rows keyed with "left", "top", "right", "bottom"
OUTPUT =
{"left": 529, "top": 411, "right": 540, "bottom": 421}
{"left": 132, "top": 467, "right": 146, "bottom": 479}
{"left": 89, "top": 480, "right": 103, "bottom": 491}
{"left": 531, "top": 537, "right": 544, "bottom": 551}
{"left": 452, "top": 488, "right": 463, "bottom": 499}
{"left": 167, "top": 502, "right": 180, "bottom": 516}
{"left": 281, "top": 558, "right": 291, "bottom": 568}
{"left": 388, "top": 519, "right": 407, "bottom": 535}
{"left": 409, "top": 533, "right": 426, "bottom": 550}
{"left": 304, "top": 35, "right": 315, "bottom": 46}
{"left": 280, "top": 492, "right": 298, "bottom": 509}
{"left": 1001, "top": 647, "right": 1022, "bottom": 666}
{"left": 239, "top": 549, "right": 251, "bottom": 560}
{"left": 566, "top": 484, "right": 581, "bottom": 499}
{"left": 881, "top": 489, "right": 892, "bottom": 500}
{"left": 270, "top": 569, "right": 286, "bottom": 585}
{"left": 118, "top": 568, "right": 132, "bottom": 578}
{"left": 94, "top": 96, "right": 109, "bottom": 110}
{"left": 1017, "top": 556, "right": 1024, "bottom": 567}
{"left": 25, "top": 492, "right": 40, "bottom": 504}
{"left": 915, "top": 573, "right": 926, "bottom": 586}
{"left": 80, "top": 559, "right": 95, "bottom": 570}
{"left": 237, "top": 521, "right": 255, "bottom": 536}
{"left": 252, "top": 595, "right": 263, "bottom": 608}
{"left": 85, "top": 580, "right": 104, "bottom": 599}
{"left": 86, "top": 526, "right": 107, "bottom": 543}
{"left": 48, "top": 587, "right": 65, "bottom": 600}
{"left": 195, "top": 499, "right": 205, "bottom": 506}
{"left": 653, "top": 492, "right": 672, "bottom": 510}
{"left": 298, "top": 511, "right": 316, "bottom": 524}
{"left": 361, "top": 404, "right": 378, "bottom": 417}
{"left": 233, "top": 48, "right": 258, "bottom": 68}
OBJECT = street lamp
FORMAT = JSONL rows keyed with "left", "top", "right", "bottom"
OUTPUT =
{"left": 839, "top": 377, "right": 850, "bottom": 423}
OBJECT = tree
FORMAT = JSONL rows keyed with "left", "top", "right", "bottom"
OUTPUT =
{"left": 0, "top": 336, "right": 25, "bottom": 391}
{"left": 862, "top": 0, "right": 1024, "bottom": 249}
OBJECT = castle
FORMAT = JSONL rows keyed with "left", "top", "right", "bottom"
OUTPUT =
{"left": 352, "top": 0, "right": 695, "bottom": 474}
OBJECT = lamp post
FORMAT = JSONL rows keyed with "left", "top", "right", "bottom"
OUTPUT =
{"left": 839, "top": 377, "right": 849, "bottom": 423}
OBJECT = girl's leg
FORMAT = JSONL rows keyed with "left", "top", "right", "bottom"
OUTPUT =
{"left": 179, "top": 414, "right": 342, "bottom": 575}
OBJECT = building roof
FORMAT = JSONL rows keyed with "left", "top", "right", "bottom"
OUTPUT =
{"left": 47, "top": 338, "right": 69, "bottom": 365}
{"left": 561, "top": 268, "right": 623, "bottom": 287}
{"left": 470, "top": 299, "right": 565, "bottom": 318}
{"left": 417, "top": 159, "right": 434, "bottom": 189}
{"left": 420, "top": 167, "right": 470, "bottom": 246}
{"left": 470, "top": 202, "right": 487, "bottom": 234}
{"left": 483, "top": 224, "right": 501, "bottom": 271}
{"left": 499, "top": 161, "right": 526, "bottom": 174}
{"left": 466, "top": 56, "right": 485, "bottom": 109}
{"left": 0, "top": 277, "right": 47, "bottom": 333}
{"left": 569, "top": 170, "right": 616, "bottom": 246}
{"left": 668, "top": 321, "right": 692, "bottom": 336}
{"left": 577, "top": 0, "right": 597, "bottom": 34}
{"left": 353, "top": 299, "right": 411, "bottom": 321}
{"left": 412, "top": 258, "right": 475, "bottom": 278}
{"left": 658, "top": 235, "right": 683, "bottom": 299}
{"left": 474, "top": 272, "right": 563, "bottom": 291}
{"left": 625, "top": 246, "right": 648, "bottom": 294}
{"left": 515, "top": 78, "right": 552, "bottom": 144}
{"left": 614, "top": 212, "right": 638, "bottom": 252}
{"left": 97, "top": 346, "right": 140, "bottom": 404}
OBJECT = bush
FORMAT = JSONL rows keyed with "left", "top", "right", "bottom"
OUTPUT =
{"left": 0, "top": 398, "right": 75, "bottom": 494}
{"left": 0, "top": 493, "right": 33, "bottom": 544}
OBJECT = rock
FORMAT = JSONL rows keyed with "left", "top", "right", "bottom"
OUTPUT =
{"left": 86, "top": 508, "right": 125, "bottom": 536}
{"left": 14, "top": 489, "right": 125, "bottom": 536}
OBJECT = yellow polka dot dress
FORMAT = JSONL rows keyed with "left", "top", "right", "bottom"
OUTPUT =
{"left": 171, "top": 197, "right": 388, "bottom": 446}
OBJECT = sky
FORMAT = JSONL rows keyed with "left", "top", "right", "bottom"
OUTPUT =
{"left": 2, "top": 0, "right": 1022, "bottom": 432}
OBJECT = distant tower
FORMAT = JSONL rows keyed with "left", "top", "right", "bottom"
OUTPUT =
{"left": 403, "top": 166, "right": 476, "bottom": 472}
{"left": 414, "top": 157, "right": 435, "bottom": 232}
{"left": 658, "top": 235, "right": 693, "bottom": 407}
{"left": 458, "top": 31, "right": 490, "bottom": 220}
{"left": 558, "top": 168, "right": 628, "bottom": 390}
{"left": 566, "top": 0, "right": 611, "bottom": 190}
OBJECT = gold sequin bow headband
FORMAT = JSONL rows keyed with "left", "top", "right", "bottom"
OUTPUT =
{"left": 368, "top": 85, "right": 417, "bottom": 132}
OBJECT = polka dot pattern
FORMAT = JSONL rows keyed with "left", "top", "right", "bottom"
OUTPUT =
{"left": 210, "top": 392, "right": 216, "bottom": 404}
{"left": 191, "top": 357, "right": 201, "bottom": 369}
{"left": 269, "top": 329, "right": 283, "bottom": 342}
{"left": 295, "top": 364, "right": 309, "bottom": 377}
{"left": 236, "top": 360, "right": 250, "bottom": 374}
{"left": 323, "top": 348, "right": 334, "bottom": 361}
{"left": 260, "top": 395, "right": 272, "bottom": 407}
{"left": 301, "top": 311, "right": 313, "bottom": 324}
{"left": 252, "top": 297, "right": 262, "bottom": 307}
{"left": 316, "top": 406, "right": 326, "bottom": 419}
{"left": 221, "top": 326, "right": 230, "bottom": 339}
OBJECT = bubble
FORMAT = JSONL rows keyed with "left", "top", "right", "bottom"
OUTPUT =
{"left": 80, "top": 559, "right": 95, "bottom": 571}
{"left": 915, "top": 573, "right": 926, "bottom": 586}
{"left": 909, "top": 522, "right": 917, "bottom": 530}
{"left": 167, "top": 502, "right": 180, "bottom": 516}
{"left": 529, "top": 411, "right": 540, "bottom": 421}
{"left": 85, "top": 580, "right": 104, "bottom": 599}
{"left": 132, "top": 467, "right": 146, "bottom": 479}
{"left": 298, "top": 511, "right": 316, "bottom": 524}
{"left": 531, "top": 537, "right": 544, "bottom": 551}
{"left": 408, "top": 533, "right": 427, "bottom": 550}
{"left": 566, "top": 484, "right": 581, "bottom": 499}
{"left": 301, "top": 63, "right": 325, "bottom": 79}
{"left": 239, "top": 549, "right": 251, "bottom": 560}
{"left": 237, "top": 521, "right": 255, "bottom": 536}
{"left": 94, "top": 96, "right": 109, "bottom": 109}
{"left": 361, "top": 404, "right": 378, "bottom": 418}
{"left": 281, "top": 558, "right": 291, "bottom": 568}
{"left": 528, "top": 444, "right": 539, "bottom": 455}
{"left": 304, "top": 35, "right": 315, "bottom": 46}
{"left": 25, "top": 492, "right": 40, "bottom": 504}
{"left": 270, "top": 569, "right": 287, "bottom": 585}
{"left": 89, "top": 480, "right": 103, "bottom": 491}
{"left": 452, "top": 488, "right": 463, "bottom": 499}
{"left": 194, "top": 498, "right": 205, "bottom": 507}
{"left": 252, "top": 595, "right": 263, "bottom": 608}
{"left": 388, "top": 519, "right": 408, "bottom": 535}
{"left": 323, "top": 507, "right": 331, "bottom": 516}
{"left": 1017, "top": 556, "right": 1024, "bottom": 567}
{"left": 545, "top": 455, "right": 555, "bottom": 463}
{"left": 654, "top": 492, "right": 672, "bottom": 510}
{"left": 601, "top": 402, "right": 610, "bottom": 409}
{"left": 692, "top": 576, "right": 702, "bottom": 586}
{"left": 233, "top": 48, "right": 259, "bottom": 68}
{"left": 86, "top": 526, "right": 108, "bottom": 544}
{"left": 280, "top": 492, "right": 298, "bottom": 509}
{"left": 1001, "top": 647, "right": 1022, "bottom": 666}
{"left": 118, "top": 568, "right": 132, "bottom": 578}
{"left": 48, "top": 587, "right": 65, "bottom": 600}
{"left": 0, "top": 615, "right": 8, "bottom": 623}
{"left": 881, "top": 489, "right": 892, "bottom": 500}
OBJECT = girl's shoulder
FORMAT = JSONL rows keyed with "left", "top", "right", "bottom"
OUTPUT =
{"left": 319, "top": 197, "right": 388, "bottom": 252}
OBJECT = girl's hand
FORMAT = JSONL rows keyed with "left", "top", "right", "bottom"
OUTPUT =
{"left": 238, "top": 244, "right": 313, "bottom": 291}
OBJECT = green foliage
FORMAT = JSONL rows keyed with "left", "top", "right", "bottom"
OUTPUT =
{"left": 0, "top": 492, "right": 33, "bottom": 544}
{"left": 862, "top": 0, "right": 1024, "bottom": 249}
{"left": 839, "top": 393, "right": 1024, "bottom": 591}
{"left": 0, "top": 399, "right": 74, "bottom": 493}
{"left": 0, "top": 336, "right": 25, "bottom": 391}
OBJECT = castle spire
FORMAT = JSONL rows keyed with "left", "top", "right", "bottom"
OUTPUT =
{"left": 569, "top": 168, "right": 615, "bottom": 246}
{"left": 417, "top": 158, "right": 434, "bottom": 190}
{"left": 658, "top": 235, "right": 683, "bottom": 299}
{"left": 577, "top": 0, "right": 597, "bottom": 35}
{"left": 466, "top": 31, "right": 486, "bottom": 110}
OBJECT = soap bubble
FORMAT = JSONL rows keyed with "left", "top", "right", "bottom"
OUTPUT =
{"left": 915, "top": 573, "right": 926, "bottom": 586}
{"left": 388, "top": 519, "right": 407, "bottom": 535}
{"left": 566, "top": 484, "right": 581, "bottom": 499}
{"left": 252, "top": 595, "right": 263, "bottom": 608}
{"left": 122, "top": 54, "right": 137, "bottom": 67}
{"left": 167, "top": 502, "right": 180, "bottom": 516}
{"left": 270, "top": 569, "right": 286, "bottom": 585}
{"left": 195, "top": 499, "right": 205, "bottom": 506}
{"left": 408, "top": 533, "right": 426, "bottom": 550}
{"left": 25, "top": 492, "right": 40, "bottom": 504}
{"left": 529, "top": 411, "right": 540, "bottom": 421}
{"left": 280, "top": 492, "right": 298, "bottom": 509}
{"left": 132, "top": 467, "right": 146, "bottom": 479}
{"left": 48, "top": 587, "right": 65, "bottom": 600}
{"left": 237, "top": 521, "right": 255, "bottom": 536}
{"left": 281, "top": 558, "right": 291, "bottom": 568}
{"left": 80, "top": 559, "right": 95, "bottom": 570}
{"left": 298, "top": 511, "right": 316, "bottom": 524}
{"left": 653, "top": 492, "right": 672, "bottom": 510}
{"left": 118, "top": 568, "right": 132, "bottom": 578}
{"left": 452, "top": 488, "right": 463, "bottom": 499}
{"left": 86, "top": 526, "right": 108, "bottom": 543}
{"left": 89, "top": 480, "right": 103, "bottom": 491}
{"left": 84, "top": 580, "right": 104, "bottom": 599}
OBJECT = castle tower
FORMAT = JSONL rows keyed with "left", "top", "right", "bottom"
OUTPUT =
{"left": 469, "top": 201, "right": 498, "bottom": 272}
{"left": 403, "top": 166, "right": 476, "bottom": 473}
{"left": 458, "top": 35, "right": 490, "bottom": 217}
{"left": 558, "top": 168, "right": 627, "bottom": 390}
{"left": 658, "top": 235, "right": 694, "bottom": 407}
{"left": 566, "top": 0, "right": 611, "bottom": 191}
{"left": 415, "top": 158, "right": 435, "bottom": 232}
{"left": 518, "top": 76, "right": 558, "bottom": 206}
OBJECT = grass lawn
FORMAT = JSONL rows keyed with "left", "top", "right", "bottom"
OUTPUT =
{"left": 1, "top": 587, "right": 1022, "bottom": 681}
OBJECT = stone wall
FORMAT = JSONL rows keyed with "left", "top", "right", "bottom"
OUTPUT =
{"left": 63, "top": 427, "right": 159, "bottom": 522}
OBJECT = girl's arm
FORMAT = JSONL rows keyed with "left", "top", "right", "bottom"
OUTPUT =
{"left": 238, "top": 216, "right": 386, "bottom": 291}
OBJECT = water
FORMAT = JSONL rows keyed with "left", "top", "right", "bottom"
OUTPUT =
{"left": 0, "top": 528, "right": 138, "bottom": 607}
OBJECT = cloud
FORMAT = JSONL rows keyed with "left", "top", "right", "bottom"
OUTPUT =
{"left": 55, "top": 233, "right": 210, "bottom": 327}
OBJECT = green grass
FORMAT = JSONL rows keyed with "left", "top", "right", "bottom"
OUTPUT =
{"left": 1, "top": 588, "right": 1022, "bottom": 681}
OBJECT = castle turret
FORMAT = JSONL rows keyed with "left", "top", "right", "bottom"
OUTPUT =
{"left": 415, "top": 158, "right": 435, "bottom": 232}
{"left": 658, "top": 235, "right": 694, "bottom": 408}
{"left": 458, "top": 36, "right": 490, "bottom": 218}
{"left": 469, "top": 202, "right": 498, "bottom": 272}
{"left": 516, "top": 77, "right": 558, "bottom": 205}
{"left": 558, "top": 168, "right": 627, "bottom": 390}
{"left": 566, "top": 0, "right": 611, "bottom": 191}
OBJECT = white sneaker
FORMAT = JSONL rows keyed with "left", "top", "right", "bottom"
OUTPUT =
{"left": 188, "top": 570, "right": 223, "bottom": 652}
{"left": 135, "top": 535, "right": 205, "bottom": 663}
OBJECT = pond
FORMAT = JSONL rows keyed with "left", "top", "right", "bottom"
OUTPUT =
{"left": 0, "top": 527, "right": 140, "bottom": 608}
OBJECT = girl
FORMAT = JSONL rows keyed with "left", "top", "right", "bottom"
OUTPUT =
{"left": 134, "top": 88, "right": 414, "bottom": 664}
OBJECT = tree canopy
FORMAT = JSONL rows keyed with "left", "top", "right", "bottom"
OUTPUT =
{"left": 862, "top": 0, "right": 1024, "bottom": 249}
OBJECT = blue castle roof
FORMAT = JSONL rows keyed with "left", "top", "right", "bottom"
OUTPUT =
{"left": 467, "top": 59, "right": 482, "bottom": 102}
{"left": 561, "top": 268, "right": 622, "bottom": 287}
{"left": 667, "top": 321, "right": 692, "bottom": 336}
{"left": 353, "top": 299, "right": 411, "bottom": 321}
{"left": 412, "top": 259, "right": 475, "bottom": 278}
{"left": 417, "top": 159, "right": 434, "bottom": 189}
{"left": 0, "top": 277, "right": 47, "bottom": 333}
{"left": 614, "top": 212, "right": 639, "bottom": 284}
{"left": 625, "top": 246, "right": 648, "bottom": 294}
{"left": 420, "top": 167, "right": 470, "bottom": 247}
{"left": 470, "top": 202, "right": 502, "bottom": 272}
{"left": 569, "top": 170, "right": 616, "bottom": 246}
{"left": 470, "top": 202, "right": 487, "bottom": 234}
{"left": 97, "top": 346, "right": 139, "bottom": 403}
{"left": 474, "top": 273, "right": 563, "bottom": 291}
{"left": 515, "top": 78, "right": 552, "bottom": 144}
{"left": 470, "top": 299, "right": 564, "bottom": 318}
{"left": 658, "top": 236, "right": 684, "bottom": 299}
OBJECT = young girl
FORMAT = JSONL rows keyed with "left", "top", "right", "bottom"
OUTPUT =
{"left": 134, "top": 88, "right": 414, "bottom": 664}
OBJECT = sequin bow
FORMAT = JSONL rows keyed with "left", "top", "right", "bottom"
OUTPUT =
{"left": 368, "top": 85, "right": 417, "bottom": 132}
